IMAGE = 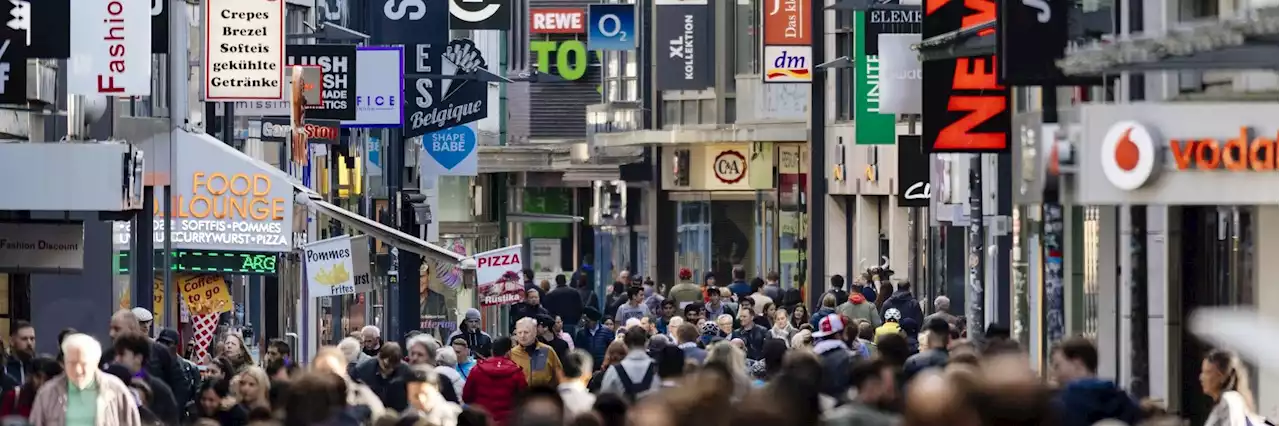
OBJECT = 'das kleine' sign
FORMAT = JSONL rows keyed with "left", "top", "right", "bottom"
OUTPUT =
{"left": 0, "top": 223, "right": 84, "bottom": 273}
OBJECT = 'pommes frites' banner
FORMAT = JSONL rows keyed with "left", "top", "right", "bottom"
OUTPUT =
{"left": 475, "top": 245, "right": 524, "bottom": 306}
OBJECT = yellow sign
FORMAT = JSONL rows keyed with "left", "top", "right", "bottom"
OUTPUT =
{"left": 117, "top": 277, "right": 166, "bottom": 318}
{"left": 178, "top": 274, "right": 233, "bottom": 315}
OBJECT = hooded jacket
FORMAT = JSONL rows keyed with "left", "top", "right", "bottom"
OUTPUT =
{"left": 462, "top": 356, "right": 528, "bottom": 426}
{"left": 447, "top": 329, "right": 493, "bottom": 359}
{"left": 837, "top": 293, "right": 883, "bottom": 327}
{"left": 881, "top": 291, "right": 924, "bottom": 326}
{"left": 508, "top": 303, "right": 550, "bottom": 333}
{"left": 1054, "top": 378, "right": 1141, "bottom": 426}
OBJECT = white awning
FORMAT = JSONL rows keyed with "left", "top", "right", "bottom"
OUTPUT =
{"left": 181, "top": 130, "right": 320, "bottom": 199}
{"left": 307, "top": 199, "right": 467, "bottom": 264}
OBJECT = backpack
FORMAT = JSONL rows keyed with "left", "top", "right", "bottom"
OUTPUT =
{"left": 611, "top": 363, "right": 657, "bottom": 402}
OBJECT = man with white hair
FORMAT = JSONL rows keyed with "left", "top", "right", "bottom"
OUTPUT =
{"left": 360, "top": 325, "right": 383, "bottom": 357}
{"left": 508, "top": 317, "right": 562, "bottom": 387}
{"left": 31, "top": 334, "right": 141, "bottom": 425}
{"left": 924, "top": 295, "right": 960, "bottom": 326}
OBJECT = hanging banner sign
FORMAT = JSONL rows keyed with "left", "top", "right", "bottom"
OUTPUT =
{"left": 68, "top": 0, "right": 152, "bottom": 96}
{"left": 450, "top": 0, "right": 511, "bottom": 30}
{"left": 854, "top": 6, "right": 920, "bottom": 144}
{"left": 286, "top": 44, "right": 358, "bottom": 120}
{"left": 204, "top": 0, "right": 285, "bottom": 101}
{"left": 404, "top": 39, "right": 490, "bottom": 139}
{"left": 923, "top": 0, "right": 1009, "bottom": 153}
{"left": 0, "top": 0, "right": 28, "bottom": 104}
{"left": 654, "top": 0, "right": 712, "bottom": 91}
{"left": 257, "top": 117, "right": 341, "bottom": 145}
{"left": 586, "top": 4, "right": 637, "bottom": 51}
{"left": 346, "top": 47, "right": 403, "bottom": 128}
{"left": 304, "top": 236, "right": 357, "bottom": 298}
{"left": 475, "top": 244, "right": 525, "bottom": 306}
{"left": 878, "top": 33, "right": 923, "bottom": 114}
{"left": 896, "top": 135, "right": 931, "bottom": 207}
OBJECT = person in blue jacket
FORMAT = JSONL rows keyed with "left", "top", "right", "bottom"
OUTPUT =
{"left": 1051, "top": 336, "right": 1140, "bottom": 426}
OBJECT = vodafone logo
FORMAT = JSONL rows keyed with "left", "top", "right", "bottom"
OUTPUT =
{"left": 1100, "top": 121, "right": 1158, "bottom": 190}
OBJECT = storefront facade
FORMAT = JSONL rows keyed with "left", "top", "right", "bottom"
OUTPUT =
{"left": 1018, "top": 101, "right": 1277, "bottom": 420}
{"left": 660, "top": 142, "right": 809, "bottom": 288}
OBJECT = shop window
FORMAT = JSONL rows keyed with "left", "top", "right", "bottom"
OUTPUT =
{"left": 437, "top": 176, "right": 473, "bottom": 222}
{"left": 682, "top": 100, "right": 700, "bottom": 125}
{"left": 834, "top": 10, "right": 855, "bottom": 121}
{"left": 734, "top": 0, "right": 761, "bottom": 75}
{"left": 663, "top": 100, "right": 681, "bottom": 127}
{"left": 701, "top": 99, "right": 716, "bottom": 124}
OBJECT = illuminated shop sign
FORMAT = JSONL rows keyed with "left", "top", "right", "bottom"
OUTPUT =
{"left": 115, "top": 250, "right": 279, "bottom": 275}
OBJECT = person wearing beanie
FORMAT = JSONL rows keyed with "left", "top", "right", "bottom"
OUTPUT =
{"left": 572, "top": 307, "right": 614, "bottom": 371}
{"left": 447, "top": 309, "right": 494, "bottom": 358}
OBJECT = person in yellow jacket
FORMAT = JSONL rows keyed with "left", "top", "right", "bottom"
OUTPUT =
{"left": 508, "top": 317, "right": 563, "bottom": 387}
{"left": 875, "top": 307, "right": 904, "bottom": 340}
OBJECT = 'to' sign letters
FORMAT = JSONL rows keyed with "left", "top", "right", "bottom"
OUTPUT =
{"left": 529, "top": 40, "right": 588, "bottom": 80}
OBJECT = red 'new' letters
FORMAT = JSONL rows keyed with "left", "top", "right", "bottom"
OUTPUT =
{"left": 927, "top": 0, "right": 1007, "bottom": 152}
{"left": 479, "top": 254, "right": 521, "bottom": 268}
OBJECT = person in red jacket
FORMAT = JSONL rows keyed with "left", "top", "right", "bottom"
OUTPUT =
{"left": 462, "top": 336, "right": 527, "bottom": 426}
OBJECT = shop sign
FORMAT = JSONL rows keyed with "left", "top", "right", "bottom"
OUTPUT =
{"left": 476, "top": 244, "right": 525, "bottom": 306}
{"left": 203, "top": 0, "right": 285, "bottom": 101}
{"left": 0, "top": 222, "right": 83, "bottom": 273}
{"left": 922, "top": 0, "right": 1009, "bottom": 153}
{"left": 530, "top": 8, "right": 585, "bottom": 34}
{"left": 1170, "top": 127, "right": 1277, "bottom": 172}
{"left": 179, "top": 274, "right": 233, "bottom": 315}
{"left": 304, "top": 235, "right": 358, "bottom": 297}
{"left": 712, "top": 150, "right": 747, "bottom": 184}
{"left": 529, "top": 40, "right": 588, "bottom": 81}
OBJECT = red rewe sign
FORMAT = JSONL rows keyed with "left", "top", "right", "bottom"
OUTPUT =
{"left": 530, "top": 8, "right": 586, "bottom": 34}
{"left": 921, "top": 0, "right": 1009, "bottom": 153}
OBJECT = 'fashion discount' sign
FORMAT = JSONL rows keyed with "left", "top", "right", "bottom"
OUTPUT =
{"left": 475, "top": 244, "right": 525, "bottom": 306}
{"left": 204, "top": 0, "right": 285, "bottom": 101}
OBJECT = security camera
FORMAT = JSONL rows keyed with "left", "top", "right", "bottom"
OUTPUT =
{"left": 460, "top": 258, "right": 478, "bottom": 271}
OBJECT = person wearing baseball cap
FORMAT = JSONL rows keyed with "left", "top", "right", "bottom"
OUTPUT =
{"left": 813, "top": 313, "right": 858, "bottom": 402}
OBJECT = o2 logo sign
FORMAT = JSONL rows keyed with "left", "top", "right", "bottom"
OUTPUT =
{"left": 712, "top": 150, "right": 747, "bottom": 184}
{"left": 587, "top": 4, "right": 636, "bottom": 51}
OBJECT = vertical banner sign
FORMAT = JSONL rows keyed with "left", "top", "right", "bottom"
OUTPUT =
{"left": 475, "top": 244, "right": 525, "bottom": 306}
{"left": 22, "top": 0, "right": 72, "bottom": 59}
{"left": 654, "top": 0, "right": 711, "bottom": 91}
{"left": 377, "top": 0, "right": 446, "bottom": 138}
{"left": 68, "top": 0, "right": 152, "bottom": 96}
{"left": 304, "top": 236, "right": 358, "bottom": 298}
{"left": 854, "top": 7, "right": 920, "bottom": 145}
{"left": 411, "top": 38, "right": 490, "bottom": 139}
{"left": 998, "top": 0, "right": 1070, "bottom": 85}
{"left": 204, "top": 0, "right": 285, "bottom": 101}
{"left": 587, "top": 4, "right": 637, "bottom": 51}
{"left": 0, "top": 0, "right": 28, "bottom": 103}
{"left": 449, "top": 0, "right": 510, "bottom": 30}
{"left": 762, "top": 0, "right": 811, "bottom": 83}
{"left": 346, "top": 47, "right": 404, "bottom": 128}
{"left": 286, "top": 44, "right": 358, "bottom": 120}
{"left": 878, "top": 33, "right": 923, "bottom": 114}
{"left": 923, "top": 0, "right": 1009, "bottom": 153}
{"left": 896, "top": 135, "right": 931, "bottom": 207}
{"left": 316, "top": 0, "right": 345, "bottom": 27}
{"left": 152, "top": 0, "right": 168, "bottom": 54}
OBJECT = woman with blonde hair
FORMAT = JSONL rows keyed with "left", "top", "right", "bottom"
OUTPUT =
{"left": 703, "top": 341, "right": 751, "bottom": 400}
{"left": 220, "top": 331, "right": 253, "bottom": 373}
{"left": 234, "top": 366, "right": 272, "bottom": 415}
{"left": 1201, "top": 349, "right": 1262, "bottom": 426}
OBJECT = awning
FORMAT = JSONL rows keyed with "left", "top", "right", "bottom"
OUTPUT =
{"left": 180, "top": 130, "right": 320, "bottom": 199}
{"left": 307, "top": 199, "right": 467, "bottom": 264}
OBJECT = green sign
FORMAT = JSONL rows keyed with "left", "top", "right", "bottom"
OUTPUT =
{"left": 116, "top": 250, "right": 278, "bottom": 275}
{"left": 853, "top": 11, "right": 896, "bottom": 145}
{"left": 524, "top": 188, "right": 572, "bottom": 239}
{"left": 530, "top": 40, "right": 588, "bottom": 81}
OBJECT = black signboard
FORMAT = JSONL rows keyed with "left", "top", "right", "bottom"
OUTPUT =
{"left": 998, "top": 0, "right": 1103, "bottom": 85}
{"left": 152, "top": 0, "right": 168, "bottom": 55}
{"left": 286, "top": 44, "right": 358, "bottom": 120}
{"left": 654, "top": 0, "right": 712, "bottom": 91}
{"left": 922, "top": 0, "right": 1009, "bottom": 153}
{"left": 259, "top": 117, "right": 342, "bottom": 145}
{"left": 896, "top": 135, "right": 930, "bottom": 207}
{"left": 377, "top": 0, "right": 448, "bottom": 138}
{"left": 0, "top": 0, "right": 28, "bottom": 103}
{"left": 449, "top": 0, "right": 511, "bottom": 30}
{"left": 864, "top": 6, "right": 923, "bottom": 56}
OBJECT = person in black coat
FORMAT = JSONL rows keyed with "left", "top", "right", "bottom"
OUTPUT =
{"left": 351, "top": 342, "right": 414, "bottom": 411}
{"left": 508, "top": 288, "right": 550, "bottom": 332}
{"left": 108, "top": 332, "right": 180, "bottom": 425}
{"left": 108, "top": 309, "right": 190, "bottom": 407}
{"left": 543, "top": 274, "right": 586, "bottom": 334}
